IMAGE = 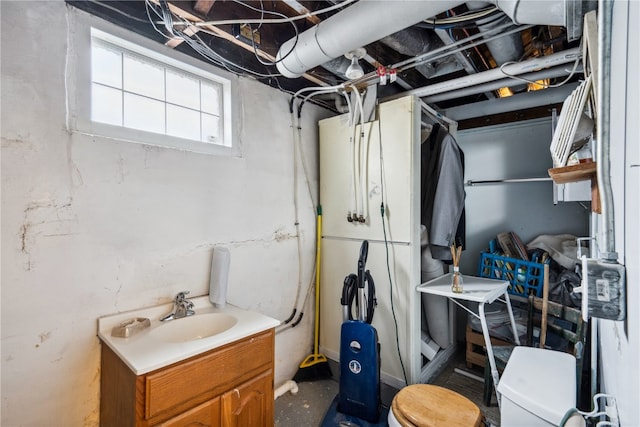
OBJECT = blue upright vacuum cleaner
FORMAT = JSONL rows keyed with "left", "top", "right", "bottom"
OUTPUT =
{"left": 321, "top": 240, "right": 389, "bottom": 427}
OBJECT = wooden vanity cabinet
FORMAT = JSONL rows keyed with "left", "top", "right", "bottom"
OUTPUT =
{"left": 100, "top": 329, "right": 275, "bottom": 427}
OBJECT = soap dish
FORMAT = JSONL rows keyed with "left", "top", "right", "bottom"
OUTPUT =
{"left": 111, "top": 317, "right": 150, "bottom": 338}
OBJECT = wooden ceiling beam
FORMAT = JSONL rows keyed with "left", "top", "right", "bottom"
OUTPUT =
{"left": 165, "top": 25, "right": 199, "bottom": 48}
{"left": 151, "top": 0, "right": 329, "bottom": 86}
{"left": 280, "top": 0, "right": 321, "bottom": 25}
{"left": 193, "top": 0, "right": 216, "bottom": 16}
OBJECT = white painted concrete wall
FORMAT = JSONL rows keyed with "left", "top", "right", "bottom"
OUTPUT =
{"left": 0, "top": 2, "right": 330, "bottom": 425}
{"left": 597, "top": 1, "right": 640, "bottom": 425}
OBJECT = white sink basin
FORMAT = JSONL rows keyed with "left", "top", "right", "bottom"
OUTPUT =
{"left": 150, "top": 313, "right": 238, "bottom": 343}
{"left": 97, "top": 296, "right": 280, "bottom": 374}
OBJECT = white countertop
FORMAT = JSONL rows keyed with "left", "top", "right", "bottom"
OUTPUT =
{"left": 97, "top": 296, "right": 281, "bottom": 375}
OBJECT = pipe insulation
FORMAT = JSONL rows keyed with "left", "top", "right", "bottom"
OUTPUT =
{"left": 275, "top": 0, "right": 580, "bottom": 79}
{"left": 275, "top": 0, "right": 462, "bottom": 78}
{"left": 490, "top": 0, "right": 567, "bottom": 26}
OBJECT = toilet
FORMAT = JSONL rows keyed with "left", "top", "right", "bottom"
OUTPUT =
{"left": 498, "top": 346, "right": 577, "bottom": 426}
{"left": 388, "top": 384, "right": 482, "bottom": 427}
{"left": 388, "top": 347, "right": 577, "bottom": 427}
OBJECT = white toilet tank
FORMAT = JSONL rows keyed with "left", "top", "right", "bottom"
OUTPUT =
{"left": 498, "top": 347, "right": 576, "bottom": 426}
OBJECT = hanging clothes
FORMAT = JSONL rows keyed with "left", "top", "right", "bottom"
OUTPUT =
{"left": 421, "top": 124, "right": 466, "bottom": 261}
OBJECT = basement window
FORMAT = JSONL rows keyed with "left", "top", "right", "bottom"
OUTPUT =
{"left": 87, "top": 28, "right": 233, "bottom": 152}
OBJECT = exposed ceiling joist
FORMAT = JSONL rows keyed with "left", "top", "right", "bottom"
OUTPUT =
{"left": 193, "top": 0, "right": 216, "bottom": 16}
{"left": 281, "top": 0, "right": 321, "bottom": 25}
{"left": 149, "top": 0, "right": 330, "bottom": 87}
{"left": 66, "top": 0, "right": 588, "bottom": 119}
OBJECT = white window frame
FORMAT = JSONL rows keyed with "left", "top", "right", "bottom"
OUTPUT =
{"left": 67, "top": 11, "right": 239, "bottom": 156}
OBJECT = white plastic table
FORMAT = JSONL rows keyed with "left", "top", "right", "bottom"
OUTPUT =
{"left": 417, "top": 273, "right": 520, "bottom": 405}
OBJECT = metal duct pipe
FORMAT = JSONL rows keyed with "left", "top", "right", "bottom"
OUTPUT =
{"left": 467, "top": 2, "right": 523, "bottom": 66}
{"left": 379, "top": 27, "right": 460, "bottom": 79}
{"left": 491, "top": 0, "right": 567, "bottom": 26}
{"left": 275, "top": 0, "right": 462, "bottom": 78}
{"left": 275, "top": 0, "right": 581, "bottom": 79}
{"left": 389, "top": 47, "right": 579, "bottom": 99}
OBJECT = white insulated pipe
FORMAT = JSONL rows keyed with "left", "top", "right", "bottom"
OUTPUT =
{"left": 491, "top": 0, "right": 567, "bottom": 26}
{"left": 393, "top": 47, "right": 580, "bottom": 99}
{"left": 422, "top": 64, "right": 575, "bottom": 103}
{"left": 274, "top": 380, "right": 299, "bottom": 400}
{"left": 427, "top": 69, "right": 559, "bottom": 103}
{"left": 276, "top": 0, "right": 462, "bottom": 78}
{"left": 275, "top": 0, "right": 573, "bottom": 79}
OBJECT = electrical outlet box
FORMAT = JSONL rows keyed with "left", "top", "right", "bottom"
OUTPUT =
{"left": 581, "top": 257, "right": 626, "bottom": 321}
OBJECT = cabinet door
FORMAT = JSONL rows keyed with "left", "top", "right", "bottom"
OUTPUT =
{"left": 155, "top": 397, "right": 220, "bottom": 427}
{"left": 221, "top": 370, "right": 273, "bottom": 427}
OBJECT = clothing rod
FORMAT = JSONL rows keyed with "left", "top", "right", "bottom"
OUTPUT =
{"left": 466, "top": 177, "right": 552, "bottom": 186}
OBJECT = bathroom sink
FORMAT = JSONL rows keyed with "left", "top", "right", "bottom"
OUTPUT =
{"left": 98, "top": 296, "right": 280, "bottom": 374}
{"left": 150, "top": 313, "right": 238, "bottom": 343}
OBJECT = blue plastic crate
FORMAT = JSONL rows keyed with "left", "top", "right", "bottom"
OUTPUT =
{"left": 477, "top": 252, "right": 547, "bottom": 297}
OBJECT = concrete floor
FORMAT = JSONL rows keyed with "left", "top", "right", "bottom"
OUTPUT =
{"left": 275, "top": 349, "right": 500, "bottom": 427}
{"left": 274, "top": 378, "right": 339, "bottom": 426}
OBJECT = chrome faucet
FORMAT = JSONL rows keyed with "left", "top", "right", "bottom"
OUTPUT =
{"left": 160, "top": 291, "right": 195, "bottom": 321}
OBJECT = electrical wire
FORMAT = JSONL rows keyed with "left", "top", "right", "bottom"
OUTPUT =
{"left": 377, "top": 118, "right": 408, "bottom": 385}
{"left": 91, "top": 1, "right": 152, "bottom": 23}
{"left": 145, "top": 0, "right": 282, "bottom": 79}
{"left": 342, "top": 22, "right": 536, "bottom": 91}
{"left": 221, "top": 0, "right": 301, "bottom": 67}
{"left": 418, "top": 10, "right": 509, "bottom": 30}
{"left": 499, "top": 47, "right": 583, "bottom": 88}
{"left": 194, "top": 0, "right": 358, "bottom": 26}
{"left": 394, "top": 21, "right": 531, "bottom": 70}
{"left": 424, "top": 5, "right": 499, "bottom": 25}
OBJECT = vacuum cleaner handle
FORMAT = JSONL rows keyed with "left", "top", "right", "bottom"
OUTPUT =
{"left": 357, "top": 240, "right": 369, "bottom": 288}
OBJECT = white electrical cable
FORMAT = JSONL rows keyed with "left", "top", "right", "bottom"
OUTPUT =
{"left": 423, "top": 6, "right": 499, "bottom": 25}
{"left": 499, "top": 47, "right": 583, "bottom": 88}
{"left": 193, "top": 0, "right": 358, "bottom": 27}
{"left": 292, "top": 84, "right": 344, "bottom": 101}
{"left": 145, "top": 0, "right": 279, "bottom": 78}
{"left": 393, "top": 20, "right": 523, "bottom": 70}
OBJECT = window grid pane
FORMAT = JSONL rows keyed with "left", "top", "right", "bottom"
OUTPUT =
{"left": 92, "top": 42, "right": 123, "bottom": 88}
{"left": 123, "top": 93, "right": 165, "bottom": 134}
{"left": 201, "top": 82, "right": 221, "bottom": 115}
{"left": 91, "top": 35, "right": 227, "bottom": 147}
{"left": 92, "top": 83, "right": 123, "bottom": 126}
{"left": 166, "top": 69, "right": 200, "bottom": 110}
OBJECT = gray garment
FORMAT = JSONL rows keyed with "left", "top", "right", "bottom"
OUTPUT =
{"left": 421, "top": 126, "right": 465, "bottom": 261}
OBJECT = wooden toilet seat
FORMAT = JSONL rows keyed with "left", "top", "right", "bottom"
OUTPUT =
{"left": 391, "top": 384, "right": 482, "bottom": 427}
